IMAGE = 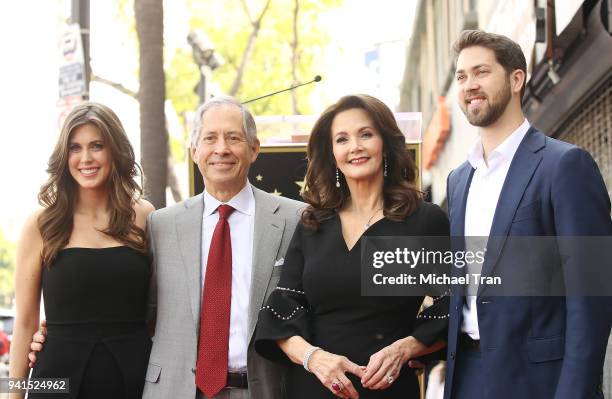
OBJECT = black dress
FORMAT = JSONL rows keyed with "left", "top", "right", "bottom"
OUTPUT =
{"left": 31, "top": 246, "right": 151, "bottom": 399}
{"left": 255, "top": 202, "right": 450, "bottom": 399}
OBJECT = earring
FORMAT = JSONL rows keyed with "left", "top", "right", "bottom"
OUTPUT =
{"left": 336, "top": 168, "right": 341, "bottom": 188}
{"left": 384, "top": 157, "right": 388, "bottom": 177}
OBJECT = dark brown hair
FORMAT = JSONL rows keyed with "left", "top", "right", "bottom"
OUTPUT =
{"left": 301, "top": 94, "right": 421, "bottom": 230}
{"left": 38, "top": 102, "right": 146, "bottom": 265}
{"left": 453, "top": 30, "right": 527, "bottom": 98}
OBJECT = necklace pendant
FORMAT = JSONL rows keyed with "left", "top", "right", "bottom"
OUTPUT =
{"left": 364, "top": 207, "right": 383, "bottom": 231}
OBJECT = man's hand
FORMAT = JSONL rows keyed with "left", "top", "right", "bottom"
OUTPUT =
{"left": 27, "top": 319, "right": 47, "bottom": 368}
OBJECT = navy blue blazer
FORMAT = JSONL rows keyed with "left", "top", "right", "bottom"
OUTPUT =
{"left": 444, "top": 127, "right": 612, "bottom": 399}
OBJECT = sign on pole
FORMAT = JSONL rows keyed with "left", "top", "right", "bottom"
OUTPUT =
{"left": 59, "top": 23, "right": 87, "bottom": 98}
{"left": 57, "top": 23, "right": 87, "bottom": 126}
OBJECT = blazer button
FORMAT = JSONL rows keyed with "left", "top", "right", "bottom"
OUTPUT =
{"left": 191, "top": 368, "right": 196, "bottom": 374}
{"left": 450, "top": 351, "right": 456, "bottom": 360}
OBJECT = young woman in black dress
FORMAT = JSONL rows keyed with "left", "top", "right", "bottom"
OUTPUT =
{"left": 9, "top": 102, "right": 154, "bottom": 398}
{"left": 255, "top": 94, "right": 449, "bottom": 399}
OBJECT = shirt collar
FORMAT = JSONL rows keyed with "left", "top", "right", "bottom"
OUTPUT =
{"left": 468, "top": 119, "right": 530, "bottom": 169}
{"left": 203, "top": 181, "right": 255, "bottom": 217}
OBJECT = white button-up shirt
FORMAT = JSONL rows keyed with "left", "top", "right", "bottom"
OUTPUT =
{"left": 201, "top": 182, "right": 254, "bottom": 370}
{"left": 461, "top": 119, "right": 530, "bottom": 339}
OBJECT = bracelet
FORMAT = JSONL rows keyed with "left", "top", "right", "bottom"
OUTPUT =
{"left": 302, "top": 346, "right": 321, "bottom": 373}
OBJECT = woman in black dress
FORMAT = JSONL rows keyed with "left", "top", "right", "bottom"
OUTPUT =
{"left": 9, "top": 102, "right": 154, "bottom": 398}
{"left": 255, "top": 94, "right": 449, "bottom": 399}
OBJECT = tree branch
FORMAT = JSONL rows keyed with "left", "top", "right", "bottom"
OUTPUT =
{"left": 239, "top": 0, "right": 254, "bottom": 23}
{"left": 91, "top": 73, "right": 139, "bottom": 99}
{"left": 255, "top": 0, "right": 272, "bottom": 26}
{"left": 230, "top": 0, "right": 272, "bottom": 96}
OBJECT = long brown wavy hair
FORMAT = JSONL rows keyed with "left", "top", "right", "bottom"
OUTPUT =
{"left": 38, "top": 102, "right": 146, "bottom": 265}
{"left": 301, "top": 94, "right": 421, "bottom": 230}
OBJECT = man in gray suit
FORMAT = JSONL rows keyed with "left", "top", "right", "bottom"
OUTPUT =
{"left": 29, "top": 96, "right": 303, "bottom": 399}
{"left": 143, "top": 96, "right": 303, "bottom": 399}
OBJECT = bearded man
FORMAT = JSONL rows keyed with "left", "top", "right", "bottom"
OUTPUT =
{"left": 444, "top": 30, "right": 612, "bottom": 399}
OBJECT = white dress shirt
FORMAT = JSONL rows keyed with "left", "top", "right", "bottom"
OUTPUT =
{"left": 201, "top": 182, "right": 254, "bottom": 370}
{"left": 461, "top": 119, "right": 530, "bottom": 339}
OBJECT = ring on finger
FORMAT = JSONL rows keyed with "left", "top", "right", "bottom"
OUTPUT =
{"left": 331, "top": 380, "right": 343, "bottom": 391}
{"left": 386, "top": 375, "right": 394, "bottom": 384}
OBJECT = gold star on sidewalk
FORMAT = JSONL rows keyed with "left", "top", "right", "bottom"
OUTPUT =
{"left": 256, "top": 174, "right": 263, "bottom": 181}
{"left": 271, "top": 189, "right": 282, "bottom": 196}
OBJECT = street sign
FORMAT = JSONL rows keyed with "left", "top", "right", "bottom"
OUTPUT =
{"left": 58, "top": 23, "right": 86, "bottom": 98}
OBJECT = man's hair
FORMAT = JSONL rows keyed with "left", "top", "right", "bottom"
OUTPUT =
{"left": 453, "top": 30, "right": 527, "bottom": 99}
{"left": 190, "top": 95, "right": 257, "bottom": 147}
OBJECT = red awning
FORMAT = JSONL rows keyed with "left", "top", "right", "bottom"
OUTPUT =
{"left": 422, "top": 96, "right": 451, "bottom": 170}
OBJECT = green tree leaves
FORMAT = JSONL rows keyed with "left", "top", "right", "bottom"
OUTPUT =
{"left": 0, "top": 232, "right": 16, "bottom": 308}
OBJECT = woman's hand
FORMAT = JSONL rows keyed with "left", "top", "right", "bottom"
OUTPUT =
{"left": 277, "top": 336, "right": 365, "bottom": 398}
{"left": 363, "top": 337, "right": 447, "bottom": 390}
{"left": 360, "top": 339, "right": 409, "bottom": 390}
{"left": 308, "top": 349, "right": 365, "bottom": 399}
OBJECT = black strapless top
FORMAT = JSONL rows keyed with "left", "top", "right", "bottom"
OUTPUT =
{"left": 32, "top": 246, "right": 152, "bottom": 399}
{"left": 42, "top": 246, "right": 150, "bottom": 326}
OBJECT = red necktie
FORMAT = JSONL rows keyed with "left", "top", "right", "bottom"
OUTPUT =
{"left": 196, "top": 204, "right": 235, "bottom": 397}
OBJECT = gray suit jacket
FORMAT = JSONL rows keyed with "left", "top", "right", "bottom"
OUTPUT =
{"left": 142, "top": 186, "right": 304, "bottom": 399}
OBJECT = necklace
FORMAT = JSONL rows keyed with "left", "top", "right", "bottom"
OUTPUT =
{"left": 364, "top": 207, "right": 384, "bottom": 230}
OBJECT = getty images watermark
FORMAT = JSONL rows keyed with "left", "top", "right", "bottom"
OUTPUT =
{"left": 371, "top": 245, "right": 500, "bottom": 286}
{"left": 360, "top": 236, "right": 612, "bottom": 297}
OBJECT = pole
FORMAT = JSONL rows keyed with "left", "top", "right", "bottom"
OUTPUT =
{"left": 71, "top": 0, "right": 90, "bottom": 99}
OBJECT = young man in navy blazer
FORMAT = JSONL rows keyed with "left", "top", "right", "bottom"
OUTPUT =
{"left": 445, "top": 30, "right": 612, "bottom": 399}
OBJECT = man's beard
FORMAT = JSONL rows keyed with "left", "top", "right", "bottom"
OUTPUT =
{"left": 462, "top": 77, "right": 512, "bottom": 127}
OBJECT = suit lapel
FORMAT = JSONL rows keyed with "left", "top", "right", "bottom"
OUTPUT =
{"left": 248, "top": 188, "right": 283, "bottom": 342}
{"left": 478, "top": 128, "right": 545, "bottom": 294}
{"left": 449, "top": 164, "right": 475, "bottom": 310}
{"left": 175, "top": 194, "right": 204, "bottom": 331}
{"left": 451, "top": 164, "right": 475, "bottom": 238}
